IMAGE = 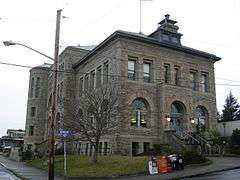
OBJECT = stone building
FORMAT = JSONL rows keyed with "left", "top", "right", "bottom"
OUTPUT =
{"left": 24, "top": 15, "right": 221, "bottom": 155}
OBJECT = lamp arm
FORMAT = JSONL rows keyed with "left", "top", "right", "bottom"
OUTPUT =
{"left": 16, "top": 43, "right": 54, "bottom": 61}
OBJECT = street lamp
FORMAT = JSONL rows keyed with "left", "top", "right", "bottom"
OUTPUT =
{"left": 3, "top": 40, "right": 54, "bottom": 61}
{"left": 3, "top": 9, "right": 62, "bottom": 180}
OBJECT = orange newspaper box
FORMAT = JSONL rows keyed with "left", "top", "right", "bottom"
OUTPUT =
{"left": 157, "top": 155, "right": 172, "bottom": 173}
{"left": 158, "top": 155, "right": 168, "bottom": 173}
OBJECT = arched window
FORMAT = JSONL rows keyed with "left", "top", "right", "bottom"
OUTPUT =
{"left": 131, "top": 98, "right": 148, "bottom": 127}
{"left": 194, "top": 106, "right": 208, "bottom": 132}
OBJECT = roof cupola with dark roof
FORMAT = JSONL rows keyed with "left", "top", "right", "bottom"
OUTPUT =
{"left": 149, "top": 14, "right": 182, "bottom": 45}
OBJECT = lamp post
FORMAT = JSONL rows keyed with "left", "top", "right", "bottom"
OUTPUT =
{"left": 3, "top": 9, "right": 62, "bottom": 180}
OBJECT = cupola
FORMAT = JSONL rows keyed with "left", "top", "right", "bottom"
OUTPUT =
{"left": 149, "top": 14, "right": 182, "bottom": 45}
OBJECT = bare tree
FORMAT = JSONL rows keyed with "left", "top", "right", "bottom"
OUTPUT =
{"left": 66, "top": 83, "right": 119, "bottom": 163}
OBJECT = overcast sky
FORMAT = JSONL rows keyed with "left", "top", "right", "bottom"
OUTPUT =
{"left": 0, "top": 0, "right": 240, "bottom": 137}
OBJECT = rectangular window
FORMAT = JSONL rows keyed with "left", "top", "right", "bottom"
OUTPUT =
{"left": 103, "top": 61, "right": 109, "bottom": 84}
{"left": 85, "top": 143, "right": 89, "bottom": 155}
{"left": 173, "top": 66, "right": 180, "bottom": 85}
{"left": 79, "top": 77, "right": 83, "bottom": 97}
{"left": 57, "top": 84, "right": 60, "bottom": 102}
{"left": 189, "top": 71, "right": 197, "bottom": 90}
{"left": 90, "top": 70, "right": 95, "bottom": 90}
{"left": 29, "top": 126, "right": 34, "bottom": 136}
{"left": 84, "top": 74, "right": 89, "bottom": 91}
{"left": 200, "top": 74, "right": 208, "bottom": 92}
{"left": 60, "top": 82, "right": 63, "bottom": 100}
{"left": 30, "top": 77, "right": 34, "bottom": 98}
{"left": 35, "top": 77, "right": 40, "bottom": 98}
{"left": 143, "top": 62, "right": 151, "bottom": 83}
{"left": 99, "top": 142, "right": 103, "bottom": 155}
{"left": 128, "top": 58, "right": 136, "bottom": 80}
{"left": 96, "top": 66, "right": 102, "bottom": 87}
{"left": 103, "top": 142, "right": 108, "bottom": 155}
{"left": 132, "top": 142, "right": 139, "bottom": 156}
{"left": 164, "top": 64, "right": 170, "bottom": 83}
{"left": 30, "top": 107, "right": 36, "bottom": 117}
{"left": 143, "top": 142, "right": 150, "bottom": 153}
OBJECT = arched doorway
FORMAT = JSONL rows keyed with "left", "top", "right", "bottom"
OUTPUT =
{"left": 170, "top": 101, "right": 186, "bottom": 135}
{"left": 194, "top": 106, "right": 208, "bottom": 132}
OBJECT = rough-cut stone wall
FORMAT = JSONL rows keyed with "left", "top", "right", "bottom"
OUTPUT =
{"left": 25, "top": 35, "right": 218, "bottom": 155}
{"left": 24, "top": 67, "right": 49, "bottom": 151}
{"left": 115, "top": 38, "right": 217, "bottom": 154}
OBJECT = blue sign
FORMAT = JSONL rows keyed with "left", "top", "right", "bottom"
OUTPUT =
{"left": 59, "top": 129, "right": 72, "bottom": 137}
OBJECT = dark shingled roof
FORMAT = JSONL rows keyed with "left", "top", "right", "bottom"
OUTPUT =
{"left": 73, "top": 30, "right": 221, "bottom": 69}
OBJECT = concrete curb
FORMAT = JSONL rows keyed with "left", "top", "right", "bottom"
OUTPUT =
{"left": 172, "top": 166, "right": 240, "bottom": 180}
{"left": 0, "top": 161, "right": 27, "bottom": 180}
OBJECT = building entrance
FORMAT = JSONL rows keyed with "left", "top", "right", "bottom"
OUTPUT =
{"left": 171, "top": 101, "right": 186, "bottom": 136}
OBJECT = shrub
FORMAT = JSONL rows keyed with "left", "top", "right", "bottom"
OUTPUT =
{"left": 231, "top": 128, "right": 240, "bottom": 146}
{"left": 55, "top": 147, "right": 64, "bottom": 155}
{"left": 229, "top": 145, "right": 240, "bottom": 155}
{"left": 152, "top": 144, "right": 173, "bottom": 155}
{"left": 22, "top": 150, "right": 34, "bottom": 160}
{"left": 182, "top": 150, "right": 207, "bottom": 165}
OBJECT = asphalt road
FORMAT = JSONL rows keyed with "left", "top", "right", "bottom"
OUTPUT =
{"left": 0, "top": 164, "right": 20, "bottom": 180}
{"left": 183, "top": 168, "right": 240, "bottom": 180}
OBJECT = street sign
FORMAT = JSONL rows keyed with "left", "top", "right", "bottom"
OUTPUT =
{"left": 59, "top": 129, "right": 72, "bottom": 137}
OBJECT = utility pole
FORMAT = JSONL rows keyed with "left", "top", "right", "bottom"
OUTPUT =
{"left": 48, "top": 9, "right": 62, "bottom": 180}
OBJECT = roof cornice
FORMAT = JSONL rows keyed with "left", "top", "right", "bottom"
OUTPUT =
{"left": 73, "top": 31, "right": 221, "bottom": 69}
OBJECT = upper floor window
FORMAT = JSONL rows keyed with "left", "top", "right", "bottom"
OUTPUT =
{"left": 35, "top": 77, "right": 40, "bottom": 98}
{"left": 131, "top": 98, "right": 148, "bottom": 127}
{"left": 29, "top": 126, "right": 34, "bottom": 136}
{"left": 60, "top": 82, "right": 63, "bottom": 100}
{"left": 90, "top": 70, "right": 95, "bottom": 90}
{"left": 103, "top": 61, "right": 109, "bottom": 84}
{"left": 57, "top": 84, "right": 60, "bottom": 102}
{"left": 189, "top": 71, "right": 197, "bottom": 91}
{"left": 30, "top": 107, "right": 36, "bottom": 117}
{"left": 200, "top": 74, "right": 208, "bottom": 92}
{"left": 79, "top": 77, "right": 84, "bottom": 97}
{"left": 30, "top": 77, "right": 34, "bottom": 98}
{"left": 128, "top": 58, "right": 136, "bottom": 80}
{"left": 164, "top": 64, "right": 170, "bottom": 83}
{"left": 143, "top": 62, "right": 151, "bottom": 83}
{"left": 96, "top": 66, "right": 102, "bottom": 87}
{"left": 173, "top": 66, "right": 180, "bottom": 85}
{"left": 84, "top": 74, "right": 89, "bottom": 91}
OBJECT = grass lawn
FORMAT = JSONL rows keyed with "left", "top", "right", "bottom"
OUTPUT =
{"left": 28, "top": 155, "right": 149, "bottom": 177}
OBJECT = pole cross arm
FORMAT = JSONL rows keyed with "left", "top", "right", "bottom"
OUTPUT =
{"left": 3, "top": 40, "right": 54, "bottom": 61}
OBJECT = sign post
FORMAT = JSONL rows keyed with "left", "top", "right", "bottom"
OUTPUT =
{"left": 59, "top": 129, "right": 72, "bottom": 180}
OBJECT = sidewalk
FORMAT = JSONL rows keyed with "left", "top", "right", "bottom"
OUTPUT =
{"left": 1, "top": 155, "right": 240, "bottom": 180}
{"left": 0, "top": 155, "right": 63, "bottom": 180}
{"left": 117, "top": 156, "right": 240, "bottom": 180}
